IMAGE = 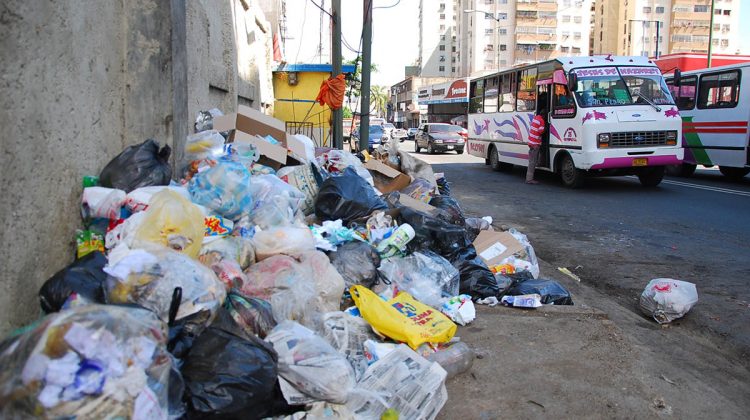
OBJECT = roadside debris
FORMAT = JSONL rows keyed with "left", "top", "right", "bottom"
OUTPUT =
{"left": 639, "top": 278, "right": 699, "bottom": 324}
{"left": 0, "top": 107, "right": 561, "bottom": 419}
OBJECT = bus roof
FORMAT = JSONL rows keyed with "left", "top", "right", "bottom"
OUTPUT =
{"left": 472, "top": 56, "right": 661, "bottom": 81}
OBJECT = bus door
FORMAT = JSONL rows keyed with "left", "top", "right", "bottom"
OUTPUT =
{"left": 536, "top": 84, "right": 552, "bottom": 168}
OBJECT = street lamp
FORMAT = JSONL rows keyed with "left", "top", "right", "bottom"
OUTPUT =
{"left": 464, "top": 9, "right": 501, "bottom": 71}
{"left": 628, "top": 19, "right": 661, "bottom": 59}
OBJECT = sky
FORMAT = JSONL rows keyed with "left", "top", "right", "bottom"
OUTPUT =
{"left": 741, "top": 3, "right": 750, "bottom": 51}
{"left": 284, "top": 0, "right": 420, "bottom": 87}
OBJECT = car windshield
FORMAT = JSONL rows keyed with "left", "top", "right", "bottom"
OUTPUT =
{"left": 573, "top": 66, "right": 674, "bottom": 108}
{"left": 369, "top": 125, "right": 383, "bottom": 133}
{"left": 383, "top": 124, "right": 395, "bottom": 130}
{"left": 430, "top": 124, "right": 463, "bottom": 133}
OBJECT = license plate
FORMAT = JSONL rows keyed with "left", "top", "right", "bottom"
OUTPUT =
{"left": 447, "top": 145, "right": 454, "bottom": 150}
{"left": 632, "top": 158, "right": 648, "bottom": 166}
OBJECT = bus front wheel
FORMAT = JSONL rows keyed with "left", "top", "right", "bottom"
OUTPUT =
{"left": 719, "top": 166, "right": 750, "bottom": 180}
{"left": 560, "top": 154, "right": 585, "bottom": 188}
{"left": 637, "top": 166, "right": 665, "bottom": 187}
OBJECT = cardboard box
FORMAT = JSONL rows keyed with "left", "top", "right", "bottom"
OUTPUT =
{"left": 365, "top": 159, "right": 412, "bottom": 194}
{"left": 233, "top": 132, "right": 302, "bottom": 168}
{"left": 396, "top": 193, "right": 439, "bottom": 214}
{"left": 214, "top": 105, "right": 289, "bottom": 145}
{"left": 472, "top": 230, "right": 525, "bottom": 268}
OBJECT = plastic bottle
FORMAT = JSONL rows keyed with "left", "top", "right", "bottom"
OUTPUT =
{"left": 425, "top": 341, "right": 474, "bottom": 379}
{"left": 376, "top": 223, "right": 415, "bottom": 258}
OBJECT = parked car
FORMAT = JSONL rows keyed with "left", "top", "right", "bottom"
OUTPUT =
{"left": 381, "top": 123, "right": 396, "bottom": 139}
{"left": 352, "top": 124, "right": 389, "bottom": 151}
{"left": 391, "top": 127, "right": 408, "bottom": 142}
{"left": 414, "top": 123, "right": 465, "bottom": 154}
{"left": 406, "top": 127, "right": 419, "bottom": 140}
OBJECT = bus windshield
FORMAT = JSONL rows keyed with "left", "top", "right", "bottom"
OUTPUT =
{"left": 573, "top": 66, "right": 674, "bottom": 108}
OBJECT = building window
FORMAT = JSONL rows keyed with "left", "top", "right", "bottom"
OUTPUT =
{"left": 722, "top": 24, "right": 730, "bottom": 32}
{"left": 440, "top": 14, "right": 445, "bottom": 20}
{"left": 498, "top": 28, "right": 507, "bottom": 35}
{"left": 655, "top": 6, "right": 664, "bottom": 13}
{"left": 500, "top": 0, "right": 508, "bottom": 4}
{"left": 694, "top": 5, "right": 709, "bottom": 12}
{"left": 562, "top": 15, "right": 571, "bottom": 23}
{"left": 440, "top": 24, "right": 445, "bottom": 31}
{"left": 452, "top": 67, "right": 456, "bottom": 72}
{"left": 574, "top": 16, "right": 582, "bottom": 23}
{"left": 723, "top": 9, "right": 731, "bottom": 15}
{"left": 500, "top": 44, "right": 507, "bottom": 51}
{"left": 452, "top": 46, "right": 456, "bottom": 52}
{"left": 697, "top": 70, "right": 740, "bottom": 109}
{"left": 441, "top": 34, "right": 446, "bottom": 40}
{"left": 451, "top": 57, "right": 456, "bottom": 63}
{"left": 439, "top": 44, "right": 445, "bottom": 51}
{"left": 439, "top": 66, "right": 445, "bottom": 72}
{"left": 574, "top": 32, "right": 582, "bottom": 39}
{"left": 486, "top": 44, "right": 494, "bottom": 51}
{"left": 498, "top": 13, "right": 507, "bottom": 20}
{"left": 572, "top": 47, "right": 581, "bottom": 53}
{"left": 500, "top": 59, "right": 507, "bottom": 66}
{"left": 439, "top": 55, "right": 446, "bottom": 62}
{"left": 721, "top": 39, "right": 729, "bottom": 47}
{"left": 714, "top": 8, "right": 722, "bottom": 15}
{"left": 643, "top": 6, "right": 652, "bottom": 13}
{"left": 561, "top": 46, "right": 570, "bottom": 53}
{"left": 484, "top": 0, "right": 493, "bottom": 3}
{"left": 485, "top": 28, "right": 494, "bottom": 35}
{"left": 439, "top": 3, "right": 445, "bottom": 11}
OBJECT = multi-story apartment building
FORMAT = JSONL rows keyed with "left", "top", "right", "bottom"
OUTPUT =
{"left": 420, "top": 0, "right": 593, "bottom": 78}
{"left": 593, "top": 0, "right": 744, "bottom": 58}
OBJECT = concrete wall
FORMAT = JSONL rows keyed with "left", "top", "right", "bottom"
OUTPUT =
{"left": 0, "top": 0, "right": 275, "bottom": 335}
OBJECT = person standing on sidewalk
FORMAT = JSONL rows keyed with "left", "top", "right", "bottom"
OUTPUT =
{"left": 526, "top": 106, "right": 547, "bottom": 184}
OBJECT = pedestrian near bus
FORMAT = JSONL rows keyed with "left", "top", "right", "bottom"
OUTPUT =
{"left": 526, "top": 106, "right": 547, "bottom": 184}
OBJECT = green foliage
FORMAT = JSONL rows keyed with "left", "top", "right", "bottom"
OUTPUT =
{"left": 343, "top": 106, "right": 353, "bottom": 118}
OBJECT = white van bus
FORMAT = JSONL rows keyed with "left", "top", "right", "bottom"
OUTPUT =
{"left": 665, "top": 62, "right": 750, "bottom": 180}
{"left": 467, "top": 56, "right": 684, "bottom": 187}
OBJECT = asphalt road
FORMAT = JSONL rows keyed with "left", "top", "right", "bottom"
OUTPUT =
{"left": 399, "top": 138, "right": 750, "bottom": 362}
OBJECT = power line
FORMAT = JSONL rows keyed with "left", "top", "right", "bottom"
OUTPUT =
{"left": 309, "top": 0, "right": 333, "bottom": 18}
{"left": 374, "top": 0, "right": 401, "bottom": 10}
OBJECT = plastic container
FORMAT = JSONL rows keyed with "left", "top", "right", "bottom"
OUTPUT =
{"left": 376, "top": 223, "right": 416, "bottom": 257}
{"left": 425, "top": 341, "right": 474, "bottom": 379}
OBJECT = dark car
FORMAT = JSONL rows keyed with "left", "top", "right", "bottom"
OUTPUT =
{"left": 406, "top": 127, "right": 419, "bottom": 139}
{"left": 352, "top": 124, "right": 389, "bottom": 151}
{"left": 414, "top": 123, "right": 466, "bottom": 154}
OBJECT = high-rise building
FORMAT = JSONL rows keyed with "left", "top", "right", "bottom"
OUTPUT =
{"left": 420, "top": 0, "right": 594, "bottom": 78}
{"left": 593, "top": 0, "right": 745, "bottom": 58}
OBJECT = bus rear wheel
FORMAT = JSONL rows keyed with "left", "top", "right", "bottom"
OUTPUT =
{"left": 559, "top": 154, "right": 585, "bottom": 188}
{"left": 666, "top": 163, "right": 696, "bottom": 177}
{"left": 719, "top": 166, "right": 750, "bottom": 180}
{"left": 489, "top": 146, "right": 512, "bottom": 172}
{"left": 637, "top": 166, "right": 665, "bottom": 187}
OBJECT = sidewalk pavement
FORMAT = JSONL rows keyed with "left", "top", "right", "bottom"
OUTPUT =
{"left": 438, "top": 256, "right": 749, "bottom": 419}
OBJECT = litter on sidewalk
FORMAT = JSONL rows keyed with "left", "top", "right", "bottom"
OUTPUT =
{"left": 2, "top": 107, "right": 563, "bottom": 419}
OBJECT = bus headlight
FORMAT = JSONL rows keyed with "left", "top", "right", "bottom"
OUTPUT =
{"left": 598, "top": 133, "right": 610, "bottom": 148}
{"left": 666, "top": 131, "right": 678, "bottom": 145}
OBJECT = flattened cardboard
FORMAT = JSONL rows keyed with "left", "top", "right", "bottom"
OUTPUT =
{"left": 234, "top": 132, "right": 288, "bottom": 165}
{"left": 365, "top": 159, "right": 412, "bottom": 194}
{"left": 396, "top": 194, "right": 438, "bottom": 214}
{"left": 214, "top": 105, "right": 289, "bottom": 145}
{"left": 472, "top": 230, "right": 525, "bottom": 267}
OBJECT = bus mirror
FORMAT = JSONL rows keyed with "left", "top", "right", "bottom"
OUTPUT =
{"left": 568, "top": 72, "right": 578, "bottom": 92}
{"left": 673, "top": 69, "right": 682, "bottom": 87}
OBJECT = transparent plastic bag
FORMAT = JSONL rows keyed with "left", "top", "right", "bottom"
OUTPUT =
{"left": 400, "top": 178, "right": 437, "bottom": 203}
{"left": 188, "top": 159, "right": 254, "bottom": 221}
{"left": 277, "top": 164, "right": 320, "bottom": 216}
{"left": 252, "top": 226, "right": 316, "bottom": 261}
{"left": 199, "top": 236, "right": 256, "bottom": 270}
{"left": 0, "top": 305, "right": 172, "bottom": 419}
{"left": 132, "top": 189, "right": 205, "bottom": 258}
{"left": 241, "top": 251, "right": 343, "bottom": 326}
{"left": 247, "top": 174, "right": 306, "bottom": 229}
{"left": 318, "top": 312, "right": 379, "bottom": 381}
{"left": 224, "top": 290, "right": 277, "bottom": 339}
{"left": 327, "top": 241, "right": 381, "bottom": 289}
{"left": 124, "top": 186, "right": 191, "bottom": 213}
{"left": 316, "top": 149, "right": 374, "bottom": 187}
{"left": 81, "top": 187, "right": 126, "bottom": 220}
{"left": 266, "top": 321, "right": 356, "bottom": 405}
{"left": 104, "top": 246, "right": 226, "bottom": 323}
{"left": 378, "top": 251, "right": 460, "bottom": 309}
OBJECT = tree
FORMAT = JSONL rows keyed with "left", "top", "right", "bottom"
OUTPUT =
{"left": 344, "top": 58, "right": 378, "bottom": 100}
{"left": 369, "top": 85, "right": 389, "bottom": 118}
{"left": 342, "top": 106, "right": 353, "bottom": 118}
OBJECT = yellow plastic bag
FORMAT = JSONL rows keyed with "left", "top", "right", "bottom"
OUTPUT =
{"left": 134, "top": 189, "right": 204, "bottom": 258}
{"left": 350, "top": 285, "right": 457, "bottom": 349}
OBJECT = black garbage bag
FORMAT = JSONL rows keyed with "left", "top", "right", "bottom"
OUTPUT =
{"left": 182, "top": 308, "right": 283, "bottom": 419}
{"left": 327, "top": 241, "right": 381, "bottom": 289}
{"left": 167, "top": 309, "right": 212, "bottom": 359}
{"left": 38, "top": 251, "right": 108, "bottom": 313}
{"left": 314, "top": 167, "right": 388, "bottom": 224}
{"left": 505, "top": 277, "right": 574, "bottom": 305}
{"left": 397, "top": 207, "right": 500, "bottom": 299}
{"left": 429, "top": 195, "right": 465, "bottom": 226}
{"left": 224, "top": 290, "right": 276, "bottom": 339}
{"left": 99, "top": 139, "right": 172, "bottom": 192}
{"left": 450, "top": 246, "right": 501, "bottom": 299}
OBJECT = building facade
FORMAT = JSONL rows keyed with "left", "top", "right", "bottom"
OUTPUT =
{"left": 390, "top": 76, "right": 453, "bottom": 128}
{"left": 419, "top": 0, "right": 593, "bottom": 78}
{"left": 593, "top": 0, "right": 745, "bottom": 58}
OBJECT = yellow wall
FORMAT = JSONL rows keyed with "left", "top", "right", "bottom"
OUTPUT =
{"left": 273, "top": 71, "right": 332, "bottom": 147}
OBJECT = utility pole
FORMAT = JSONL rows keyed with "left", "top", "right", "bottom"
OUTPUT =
{"left": 360, "top": 0, "right": 373, "bottom": 152}
{"left": 707, "top": 0, "right": 716, "bottom": 68}
{"left": 331, "top": 0, "right": 343, "bottom": 149}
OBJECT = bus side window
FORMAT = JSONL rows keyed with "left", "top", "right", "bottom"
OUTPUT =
{"left": 675, "top": 76, "right": 697, "bottom": 110}
{"left": 552, "top": 84, "right": 576, "bottom": 118}
{"left": 516, "top": 67, "right": 538, "bottom": 112}
{"left": 500, "top": 73, "right": 515, "bottom": 112}
{"left": 470, "top": 79, "right": 485, "bottom": 113}
{"left": 484, "top": 76, "right": 499, "bottom": 113}
{"left": 698, "top": 70, "right": 740, "bottom": 109}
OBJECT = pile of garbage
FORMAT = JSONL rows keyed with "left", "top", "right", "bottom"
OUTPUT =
{"left": 0, "top": 106, "right": 572, "bottom": 419}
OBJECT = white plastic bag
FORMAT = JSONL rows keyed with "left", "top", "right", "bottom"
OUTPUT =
{"left": 251, "top": 226, "right": 316, "bottom": 261}
{"left": 639, "top": 278, "right": 698, "bottom": 324}
{"left": 266, "top": 321, "right": 356, "bottom": 405}
{"left": 318, "top": 312, "right": 379, "bottom": 381}
{"left": 81, "top": 187, "right": 126, "bottom": 219}
{"left": 247, "top": 174, "right": 306, "bottom": 229}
